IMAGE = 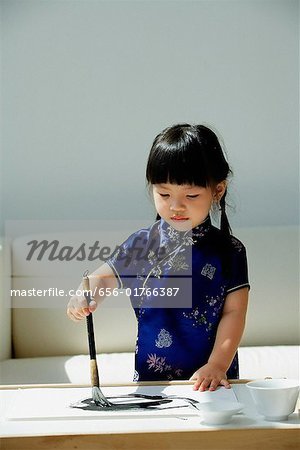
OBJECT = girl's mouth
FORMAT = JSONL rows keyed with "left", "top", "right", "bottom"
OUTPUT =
{"left": 171, "top": 216, "right": 189, "bottom": 221}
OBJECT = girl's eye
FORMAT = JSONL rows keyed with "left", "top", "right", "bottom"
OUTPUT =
{"left": 159, "top": 193, "right": 170, "bottom": 198}
{"left": 186, "top": 194, "right": 199, "bottom": 199}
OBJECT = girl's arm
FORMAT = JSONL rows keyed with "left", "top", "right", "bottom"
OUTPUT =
{"left": 67, "top": 263, "right": 118, "bottom": 322}
{"left": 190, "top": 287, "right": 249, "bottom": 391}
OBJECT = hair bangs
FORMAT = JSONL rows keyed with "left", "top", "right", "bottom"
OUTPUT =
{"left": 146, "top": 143, "right": 212, "bottom": 187}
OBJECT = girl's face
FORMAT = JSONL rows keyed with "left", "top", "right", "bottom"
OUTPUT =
{"left": 152, "top": 182, "right": 226, "bottom": 230}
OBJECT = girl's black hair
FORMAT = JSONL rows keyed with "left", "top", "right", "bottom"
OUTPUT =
{"left": 146, "top": 123, "right": 232, "bottom": 235}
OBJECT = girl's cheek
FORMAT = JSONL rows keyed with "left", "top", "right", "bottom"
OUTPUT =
{"left": 154, "top": 198, "right": 163, "bottom": 211}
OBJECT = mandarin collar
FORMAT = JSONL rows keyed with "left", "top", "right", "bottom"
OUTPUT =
{"left": 159, "top": 216, "right": 211, "bottom": 248}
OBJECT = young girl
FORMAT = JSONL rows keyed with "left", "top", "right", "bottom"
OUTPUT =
{"left": 67, "top": 123, "right": 250, "bottom": 392}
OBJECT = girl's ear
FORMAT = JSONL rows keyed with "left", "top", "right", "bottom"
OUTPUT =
{"left": 214, "top": 181, "right": 227, "bottom": 201}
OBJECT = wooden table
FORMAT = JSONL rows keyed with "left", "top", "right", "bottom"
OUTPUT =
{"left": 0, "top": 380, "right": 299, "bottom": 450}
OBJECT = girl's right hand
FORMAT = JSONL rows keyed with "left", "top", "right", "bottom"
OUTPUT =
{"left": 66, "top": 264, "right": 117, "bottom": 322}
{"left": 67, "top": 294, "right": 98, "bottom": 322}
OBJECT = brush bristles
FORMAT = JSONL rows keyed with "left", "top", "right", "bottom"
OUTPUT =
{"left": 92, "top": 386, "right": 112, "bottom": 407}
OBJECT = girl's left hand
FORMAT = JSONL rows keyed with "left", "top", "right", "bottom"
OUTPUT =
{"left": 189, "top": 363, "right": 231, "bottom": 391}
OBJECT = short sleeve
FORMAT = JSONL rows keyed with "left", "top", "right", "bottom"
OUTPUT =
{"left": 106, "top": 233, "right": 137, "bottom": 290}
{"left": 226, "top": 237, "right": 250, "bottom": 294}
{"left": 106, "top": 227, "right": 153, "bottom": 290}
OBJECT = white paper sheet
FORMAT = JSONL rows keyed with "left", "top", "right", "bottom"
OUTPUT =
{"left": 6, "top": 385, "right": 237, "bottom": 420}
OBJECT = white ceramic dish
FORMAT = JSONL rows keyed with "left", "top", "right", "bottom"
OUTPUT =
{"left": 246, "top": 379, "right": 300, "bottom": 421}
{"left": 194, "top": 401, "right": 244, "bottom": 425}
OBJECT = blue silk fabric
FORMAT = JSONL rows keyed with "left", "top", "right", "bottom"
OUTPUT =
{"left": 107, "top": 216, "right": 250, "bottom": 381}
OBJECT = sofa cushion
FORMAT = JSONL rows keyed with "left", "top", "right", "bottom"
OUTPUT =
{"left": 238, "top": 345, "right": 299, "bottom": 380}
{"left": 0, "top": 353, "right": 135, "bottom": 385}
{"left": 0, "top": 346, "right": 298, "bottom": 385}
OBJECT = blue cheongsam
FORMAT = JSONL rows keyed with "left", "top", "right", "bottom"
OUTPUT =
{"left": 107, "top": 216, "right": 250, "bottom": 381}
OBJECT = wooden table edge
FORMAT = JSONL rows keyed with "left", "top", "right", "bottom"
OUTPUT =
{"left": 0, "top": 378, "right": 252, "bottom": 390}
{"left": 1, "top": 429, "right": 299, "bottom": 450}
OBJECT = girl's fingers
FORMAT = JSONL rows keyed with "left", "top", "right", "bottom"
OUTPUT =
{"left": 88, "top": 300, "right": 97, "bottom": 312}
{"left": 67, "top": 309, "right": 81, "bottom": 322}
{"left": 67, "top": 296, "right": 96, "bottom": 321}
{"left": 208, "top": 380, "right": 219, "bottom": 391}
{"left": 67, "top": 305, "right": 89, "bottom": 321}
{"left": 80, "top": 296, "right": 97, "bottom": 313}
{"left": 194, "top": 377, "right": 229, "bottom": 391}
{"left": 220, "top": 378, "right": 231, "bottom": 389}
{"left": 78, "top": 297, "right": 89, "bottom": 310}
{"left": 198, "top": 378, "right": 212, "bottom": 391}
{"left": 193, "top": 382, "right": 200, "bottom": 391}
{"left": 70, "top": 309, "right": 85, "bottom": 321}
{"left": 193, "top": 380, "right": 203, "bottom": 390}
{"left": 191, "top": 375, "right": 205, "bottom": 391}
{"left": 193, "top": 377, "right": 211, "bottom": 391}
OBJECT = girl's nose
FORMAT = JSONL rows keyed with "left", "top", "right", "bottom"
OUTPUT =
{"left": 170, "top": 201, "right": 185, "bottom": 212}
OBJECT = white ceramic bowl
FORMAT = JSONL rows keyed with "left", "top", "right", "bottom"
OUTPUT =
{"left": 246, "top": 379, "right": 300, "bottom": 421}
{"left": 195, "top": 401, "right": 244, "bottom": 425}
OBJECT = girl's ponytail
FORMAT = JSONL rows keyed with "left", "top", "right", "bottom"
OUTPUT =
{"left": 220, "top": 190, "right": 232, "bottom": 236}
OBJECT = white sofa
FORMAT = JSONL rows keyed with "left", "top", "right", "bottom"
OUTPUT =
{"left": 0, "top": 224, "right": 299, "bottom": 385}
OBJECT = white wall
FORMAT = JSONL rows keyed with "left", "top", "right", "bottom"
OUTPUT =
{"left": 1, "top": 0, "right": 299, "bottom": 232}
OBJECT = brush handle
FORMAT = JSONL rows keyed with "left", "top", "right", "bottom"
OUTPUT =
{"left": 83, "top": 274, "right": 99, "bottom": 386}
{"left": 85, "top": 312, "right": 97, "bottom": 360}
{"left": 82, "top": 276, "right": 91, "bottom": 296}
{"left": 85, "top": 297, "right": 99, "bottom": 387}
{"left": 90, "top": 359, "right": 100, "bottom": 388}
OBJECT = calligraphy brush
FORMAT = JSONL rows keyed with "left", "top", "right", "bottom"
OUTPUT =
{"left": 82, "top": 271, "right": 112, "bottom": 407}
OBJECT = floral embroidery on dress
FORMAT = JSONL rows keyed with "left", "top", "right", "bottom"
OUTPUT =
{"left": 166, "top": 226, "right": 180, "bottom": 242}
{"left": 193, "top": 228, "right": 209, "bottom": 240}
{"left": 182, "top": 287, "right": 226, "bottom": 332}
{"left": 147, "top": 354, "right": 168, "bottom": 373}
{"left": 109, "top": 247, "right": 120, "bottom": 265}
{"left": 183, "top": 307, "right": 208, "bottom": 327}
{"left": 135, "top": 306, "right": 148, "bottom": 319}
{"left": 183, "top": 235, "right": 194, "bottom": 247}
{"left": 146, "top": 353, "right": 182, "bottom": 377}
{"left": 165, "top": 253, "right": 189, "bottom": 272}
{"left": 155, "top": 329, "right": 173, "bottom": 348}
{"left": 201, "top": 263, "right": 216, "bottom": 280}
{"left": 147, "top": 250, "right": 156, "bottom": 266}
{"left": 206, "top": 286, "right": 225, "bottom": 316}
{"left": 152, "top": 265, "right": 162, "bottom": 278}
{"left": 230, "top": 237, "right": 243, "bottom": 252}
{"left": 163, "top": 218, "right": 210, "bottom": 243}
